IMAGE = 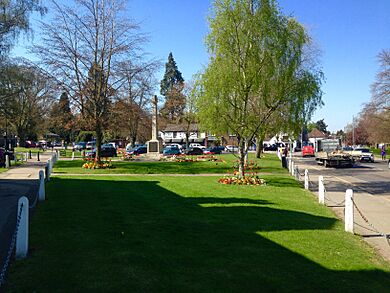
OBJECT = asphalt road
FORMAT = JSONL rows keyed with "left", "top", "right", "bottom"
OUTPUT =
{"left": 293, "top": 154, "right": 390, "bottom": 201}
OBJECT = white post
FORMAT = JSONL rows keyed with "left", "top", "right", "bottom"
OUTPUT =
{"left": 304, "top": 169, "right": 309, "bottom": 190}
{"left": 5, "top": 154, "right": 9, "bottom": 168}
{"left": 71, "top": 151, "right": 75, "bottom": 161}
{"left": 38, "top": 170, "right": 45, "bottom": 201}
{"left": 291, "top": 162, "right": 295, "bottom": 176}
{"left": 288, "top": 158, "right": 292, "bottom": 173}
{"left": 318, "top": 176, "right": 325, "bottom": 204}
{"left": 46, "top": 160, "right": 51, "bottom": 181}
{"left": 25, "top": 152, "right": 28, "bottom": 162}
{"left": 16, "top": 196, "right": 29, "bottom": 259}
{"left": 345, "top": 189, "right": 354, "bottom": 233}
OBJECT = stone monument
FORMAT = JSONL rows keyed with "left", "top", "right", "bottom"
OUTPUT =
{"left": 147, "top": 95, "right": 161, "bottom": 156}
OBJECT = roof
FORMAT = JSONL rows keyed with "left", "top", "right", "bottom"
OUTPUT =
{"left": 163, "top": 123, "right": 199, "bottom": 132}
{"left": 308, "top": 128, "right": 327, "bottom": 139}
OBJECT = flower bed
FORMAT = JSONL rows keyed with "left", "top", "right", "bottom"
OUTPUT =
{"left": 82, "top": 158, "right": 114, "bottom": 169}
{"left": 218, "top": 171, "right": 266, "bottom": 186}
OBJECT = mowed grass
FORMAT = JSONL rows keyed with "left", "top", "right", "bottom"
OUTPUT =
{"left": 6, "top": 175, "right": 390, "bottom": 292}
{"left": 53, "top": 153, "right": 286, "bottom": 174}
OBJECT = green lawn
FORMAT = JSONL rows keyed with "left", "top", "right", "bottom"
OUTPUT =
{"left": 54, "top": 153, "right": 287, "bottom": 174}
{"left": 6, "top": 175, "right": 390, "bottom": 292}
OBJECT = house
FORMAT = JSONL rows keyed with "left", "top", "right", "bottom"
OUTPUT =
{"left": 161, "top": 124, "right": 217, "bottom": 147}
{"left": 308, "top": 128, "right": 327, "bottom": 151}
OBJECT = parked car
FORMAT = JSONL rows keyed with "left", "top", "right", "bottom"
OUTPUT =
{"left": 163, "top": 146, "right": 182, "bottom": 156}
{"left": 86, "top": 141, "right": 96, "bottom": 150}
{"left": 302, "top": 144, "right": 315, "bottom": 157}
{"left": 127, "top": 145, "right": 147, "bottom": 155}
{"left": 73, "top": 142, "right": 87, "bottom": 151}
{"left": 225, "top": 145, "right": 239, "bottom": 153}
{"left": 203, "top": 146, "right": 223, "bottom": 155}
{"left": 352, "top": 148, "right": 374, "bottom": 162}
{"left": 167, "top": 143, "right": 183, "bottom": 149}
{"left": 264, "top": 144, "right": 278, "bottom": 151}
{"left": 189, "top": 143, "right": 206, "bottom": 149}
{"left": 185, "top": 147, "right": 204, "bottom": 155}
{"left": 86, "top": 144, "right": 117, "bottom": 158}
{"left": 25, "top": 140, "right": 37, "bottom": 148}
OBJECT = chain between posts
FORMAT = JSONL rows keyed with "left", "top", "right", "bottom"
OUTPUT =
{"left": 351, "top": 198, "right": 390, "bottom": 246}
{"left": 0, "top": 202, "right": 24, "bottom": 287}
{"left": 322, "top": 179, "right": 345, "bottom": 207}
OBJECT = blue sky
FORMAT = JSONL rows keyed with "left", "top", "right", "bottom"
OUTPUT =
{"left": 12, "top": 0, "right": 390, "bottom": 132}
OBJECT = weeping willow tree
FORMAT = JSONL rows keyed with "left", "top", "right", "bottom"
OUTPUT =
{"left": 196, "top": 0, "right": 323, "bottom": 177}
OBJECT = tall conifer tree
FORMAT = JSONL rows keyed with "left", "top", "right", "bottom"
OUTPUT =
{"left": 160, "top": 53, "right": 185, "bottom": 122}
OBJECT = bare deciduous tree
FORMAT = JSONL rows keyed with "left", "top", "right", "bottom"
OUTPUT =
{"left": 33, "top": 0, "right": 146, "bottom": 161}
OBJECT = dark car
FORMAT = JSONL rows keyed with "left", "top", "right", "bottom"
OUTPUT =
{"left": 264, "top": 144, "right": 277, "bottom": 151}
{"left": 127, "top": 145, "right": 147, "bottom": 155}
{"left": 86, "top": 145, "right": 117, "bottom": 158}
{"left": 163, "top": 147, "right": 182, "bottom": 156}
{"left": 73, "top": 142, "right": 87, "bottom": 151}
{"left": 185, "top": 147, "right": 204, "bottom": 155}
{"left": 203, "top": 146, "right": 223, "bottom": 155}
{"left": 25, "top": 140, "right": 37, "bottom": 148}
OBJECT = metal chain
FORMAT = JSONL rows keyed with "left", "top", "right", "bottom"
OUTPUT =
{"left": 0, "top": 202, "right": 24, "bottom": 287}
{"left": 352, "top": 198, "right": 390, "bottom": 246}
{"left": 29, "top": 191, "right": 39, "bottom": 209}
{"left": 323, "top": 180, "right": 345, "bottom": 207}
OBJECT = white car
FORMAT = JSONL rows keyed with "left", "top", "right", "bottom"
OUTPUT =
{"left": 225, "top": 145, "right": 239, "bottom": 152}
{"left": 167, "top": 143, "right": 183, "bottom": 149}
{"left": 189, "top": 143, "right": 206, "bottom": 149}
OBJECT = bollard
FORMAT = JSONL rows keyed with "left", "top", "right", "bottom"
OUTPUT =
{"left": 29, "top": 150, "right": 32, "bottom": 159}
{"left": 16, "top": 196, "right": 29, "bottom": 259}
{"left": 71, "top": 151, "right": 75, "bottom": 161}
{"left": 291, "top": 162, "right": 295, "bottom": 176}
{"left": 288, "top": 158, "right": 292, "bottom": 173}
{"left": 5, "top": 154, "right": 9, "bottom": 168}
{"left": 345, "top": 189, "right": 354, "bottom": 233}
{"left": 25, "top": 152, "right": 28, "bottom": 162}
{"left": 38, "top": 170, "right": 45, "bottom": 201}
{"left": 37, "top": 151, "right": 40, "bottom": 162}
{"left": 318, "top": 176, "right": 325, "bottom": 204}
{"left": 46, "top": 160, "right": 51, "bottom": 181}
{"left": 304, "top": 169, "right": 309, "bottom": 190}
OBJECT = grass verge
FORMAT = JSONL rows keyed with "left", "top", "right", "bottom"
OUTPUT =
{"left": 6, "top": 175, "right": 390, "bottom": 292}
{"left": 53, "top": 153, "right": 286, "bottom": 175}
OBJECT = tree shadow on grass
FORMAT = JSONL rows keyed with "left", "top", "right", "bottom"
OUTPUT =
{"left": 7, "top": 178, "right": 390, "bottom": 292}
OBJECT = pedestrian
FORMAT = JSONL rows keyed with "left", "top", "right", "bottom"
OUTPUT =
{"left": 281, "top": 146, "right": 288, "bottom": 168}
{"left": 381, "top": 145, "right": 386, "bottom": 160}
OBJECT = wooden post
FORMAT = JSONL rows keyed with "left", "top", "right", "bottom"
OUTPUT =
{"left": 345, "top": 189, "right": 354, "bottom": 233}
{"left": 37, "top": 151, "right": 40, "bottom": 162}
{"left": 16, "top": 196, "right": 29, "bottom": 259}
{"left": 304, "top": 169, "right": 309, "bottom": 190}
{"left": 318, "top": 176, "right": 325, "bottom": 204}
{"left": 38, "top": 170, "right": 45, "bottom": 201}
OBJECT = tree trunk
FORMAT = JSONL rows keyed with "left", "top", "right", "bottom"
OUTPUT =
{"left": 95, "top": 120, "right": 103, "bottom": 163}
{"left": 256, "top": 136, "right": 264, "bottom": 158}
{"left": 238, "top": 136, "right": 246, "bottom": 178}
